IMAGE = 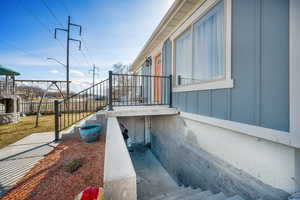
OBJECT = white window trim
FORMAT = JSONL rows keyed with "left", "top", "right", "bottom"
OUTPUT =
{"left": 290, "top": 0, "right": 300, "bottom": 147}
{"left": 173, "top": 79, "right": 233, "bottom": 92}
{"left": 170, "top": 0, "right": 233, "bottom": 92}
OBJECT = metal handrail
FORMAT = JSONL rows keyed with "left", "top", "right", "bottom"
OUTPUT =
{"left": 54, "top": 71, "right": 173, "bottom": 141}
{"left": 57, "top": 78, "right": 109, "bottom": 104}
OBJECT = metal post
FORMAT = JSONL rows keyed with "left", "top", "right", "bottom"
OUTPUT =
{"left": 169, "top": 75, "right": 173, "bottom": 108}
{"left": 108, "top": 71, "right": 113, "bottom": 111}
{"left": 66, "top": 16, "right": 70, "bottom": 100}
{"left": 54, "top": 100, "right": 60, "bottom": 141}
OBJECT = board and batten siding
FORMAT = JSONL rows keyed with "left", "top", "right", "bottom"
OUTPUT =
{"left": 163, "top": 0, "right": 289, "bottom": 132}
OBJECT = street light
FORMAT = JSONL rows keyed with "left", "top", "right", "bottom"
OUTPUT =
{"left": 47, "top": 57, "right": 66, "bottom": 67}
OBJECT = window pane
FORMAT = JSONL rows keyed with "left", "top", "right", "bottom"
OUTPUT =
{"left": 193, "top": 0, "right": 225, "bottom": 83}
{"left": 175, "top": 29, "right": 192, "bottom": 85}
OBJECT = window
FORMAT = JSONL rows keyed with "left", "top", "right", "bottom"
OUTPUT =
{"left": 175, "top": 30, "right": 192, "bottom": 85}
{"left": 175, "top": 0, "right": 225, "bottom": 86}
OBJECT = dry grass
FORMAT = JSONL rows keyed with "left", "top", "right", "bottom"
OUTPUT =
{"left": 0, "top": 115, "right": 55, "bottom": 149}
{"left": 0, "top": 112, "right": 95, "bottom": 149}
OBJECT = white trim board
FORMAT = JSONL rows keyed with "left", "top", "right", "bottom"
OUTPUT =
{"left": 173, "top": 79, "right": 233, "bottom": 92}
{"left": 180, "top": 112, "right": 298, "bottom": 148}
{"left": 290, "top": 0, "right": 300, "bottom": 144}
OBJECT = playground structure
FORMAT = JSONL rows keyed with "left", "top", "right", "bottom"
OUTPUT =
{"left": 16, "top": 79, "right": 68, "bottom": 114}
{"left": 15, "top": 79, "right": 69, "bottom": 127}
{"left": 0, "top": 65, "right": 21, "bottom": 125}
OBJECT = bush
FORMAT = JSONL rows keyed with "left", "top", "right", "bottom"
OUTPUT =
{"left": 63, "top": 159, "right": 83, "bottom": 173}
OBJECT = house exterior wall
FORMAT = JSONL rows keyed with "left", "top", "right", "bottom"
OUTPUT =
{"left": 164, "top": 0, "right": 290, "bottom": 132}
{"left": 130, "top": 0, "right": 299, "bottom": 197}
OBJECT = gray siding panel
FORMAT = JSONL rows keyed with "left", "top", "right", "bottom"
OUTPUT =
{"left": 186, "top": 91, "right": 198, "bottom": 114}
{"left": 260, "top": 0, "right": 289, "bottom": 131}
{"left": 173, "top": 92, "right": 179, "bottom": 108}
{"left": 211, "top": 89, "right": 228, "bottom": 120}
{"left": 231, "top": 0, "right": 258, "bottom": 125}
{"left": 197, "top": 90, "right": 210, "bottom": 116}
{"left": 164, "top": 0, "right": 289, "bottom": 132}
{"left": 178, "top": 92, "right": 187, "bottom": 112}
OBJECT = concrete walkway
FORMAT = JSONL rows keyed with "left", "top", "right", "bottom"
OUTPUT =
{"left": 0, "top": 132, "right": 57, "bottom": 196}
{"left": 130, "top": 146, "right": 178, "bottom": 200}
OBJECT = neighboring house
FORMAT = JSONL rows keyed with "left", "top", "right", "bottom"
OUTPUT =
{"left": 130, "top": 0, "right": 300, "bottom": 199}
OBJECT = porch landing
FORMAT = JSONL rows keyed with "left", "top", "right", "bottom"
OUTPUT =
{"left": 105, "top": 106, "right": 178, "bottom": 117}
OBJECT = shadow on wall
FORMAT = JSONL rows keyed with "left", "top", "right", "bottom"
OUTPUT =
{"left": 150, "top": 115, "right": 289, "bottom": 200}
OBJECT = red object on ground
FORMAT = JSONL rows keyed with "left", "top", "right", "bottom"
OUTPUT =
{"left": 81, "top": 187, "right": 99, "bottom": 200}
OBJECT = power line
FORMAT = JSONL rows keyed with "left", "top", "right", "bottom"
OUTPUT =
{"left": 79, "top": 46, "right": 92, "bottom": 67}
{"left": 40, "top": 0, "right": 64, "bottom": 27}
{"left": 57, "top": 0, "right": 72, "bottom": 16}
{"left": 17, "top": 0, "right": 84, "bottom": 68}
{"left": 18, "top": 0, "right": 65, "bottom": 50}
{"left": 0, "top": 39, "right": 47, "bottom": 61}
{"left": 55, "top": 0, "right": 95, "bottom": 68}
{"left": 80, "top": 36, "right": 95, "bottom": 65}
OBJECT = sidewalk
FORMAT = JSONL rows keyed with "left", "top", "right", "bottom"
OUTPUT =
{"left": 0, "top": 132, "right": 57, "bottom": 196}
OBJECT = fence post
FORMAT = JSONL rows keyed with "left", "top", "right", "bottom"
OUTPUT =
{"left": 54, "top": 100, "right": 60, "bottom": 141}
{"left": 108, "top": 71, "right": 113, "bottom": 111}
{"left": 169, "top": 75, "right": 173, "bottom": 108}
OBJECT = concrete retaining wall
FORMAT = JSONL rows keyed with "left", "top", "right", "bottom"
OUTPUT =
{"left": 118, "top": 116, "right": 145, "bottom": 145}
{"left": 104, "top": 117, "right": 137, "bottom": 200}
{"left": 150, "top": 114, "right": 294, "bottom": 200}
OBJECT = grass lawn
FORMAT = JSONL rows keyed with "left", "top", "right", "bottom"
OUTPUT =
{"left": 0, "top": 112, "right": 95, "bottom": 149}
{"left": 0, "top": 115, "right": 55, "bottom": 149}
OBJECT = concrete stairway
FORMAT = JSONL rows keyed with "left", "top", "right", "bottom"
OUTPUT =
{"left": 149, "top": 186, "right": 247, "bottom": 200}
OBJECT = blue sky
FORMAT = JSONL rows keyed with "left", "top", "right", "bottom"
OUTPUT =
{"left": 0, "top": 0, "right": 174, "bottom": 91}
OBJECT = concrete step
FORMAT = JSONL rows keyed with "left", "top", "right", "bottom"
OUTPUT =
{"left": 206, "top": 192, "right": 227, "bottom": 200}
{"left": 149, "top": 186, "right": 247, "bottom": 200}
{"left": 226, "top": 195, "right": 245, "bottom": 200}
{"left": 184, "top": 190, "right": 213, "bottom": 200}
{"left": 163, "top": 188, "right": 202, "bottom": 200}
{"left": 149, "top": 187, "right": 186, "bottom": 200}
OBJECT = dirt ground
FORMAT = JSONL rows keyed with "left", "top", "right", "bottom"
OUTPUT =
{"left": 2, "top": 134, "right": 105, "bottom": 200}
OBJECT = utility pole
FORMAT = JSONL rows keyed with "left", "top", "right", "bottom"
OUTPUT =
{"left": 54, "top": 16, "right": 82, "bottom": 99}
{"left": 89, "top": 64, "right": 99, "bottom": 86}
{"left": 89, "top": 64, "right": 99, "bottom": 97}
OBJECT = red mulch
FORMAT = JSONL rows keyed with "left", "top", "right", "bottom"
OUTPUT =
{"left": 2, "top": 134, "right": 106, "bottom": 200}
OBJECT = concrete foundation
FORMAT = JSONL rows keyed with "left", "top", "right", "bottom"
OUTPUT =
{"left": 150, "top": 114, "right": 291, "bottom": 200}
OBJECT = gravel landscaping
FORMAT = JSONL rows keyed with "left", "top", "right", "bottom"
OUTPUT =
{"left": 2, "top": 133, "right": 105, "bottom": 200}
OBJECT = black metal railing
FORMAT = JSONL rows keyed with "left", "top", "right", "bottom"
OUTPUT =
{"left": 54, "top": 79, "right": 109, "bottom": 140}
{"left": 54, "top": 71, "right": 172, "bottom": 141}
{"left": 109, "top": 72, "right": 172, "bottom": 108}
